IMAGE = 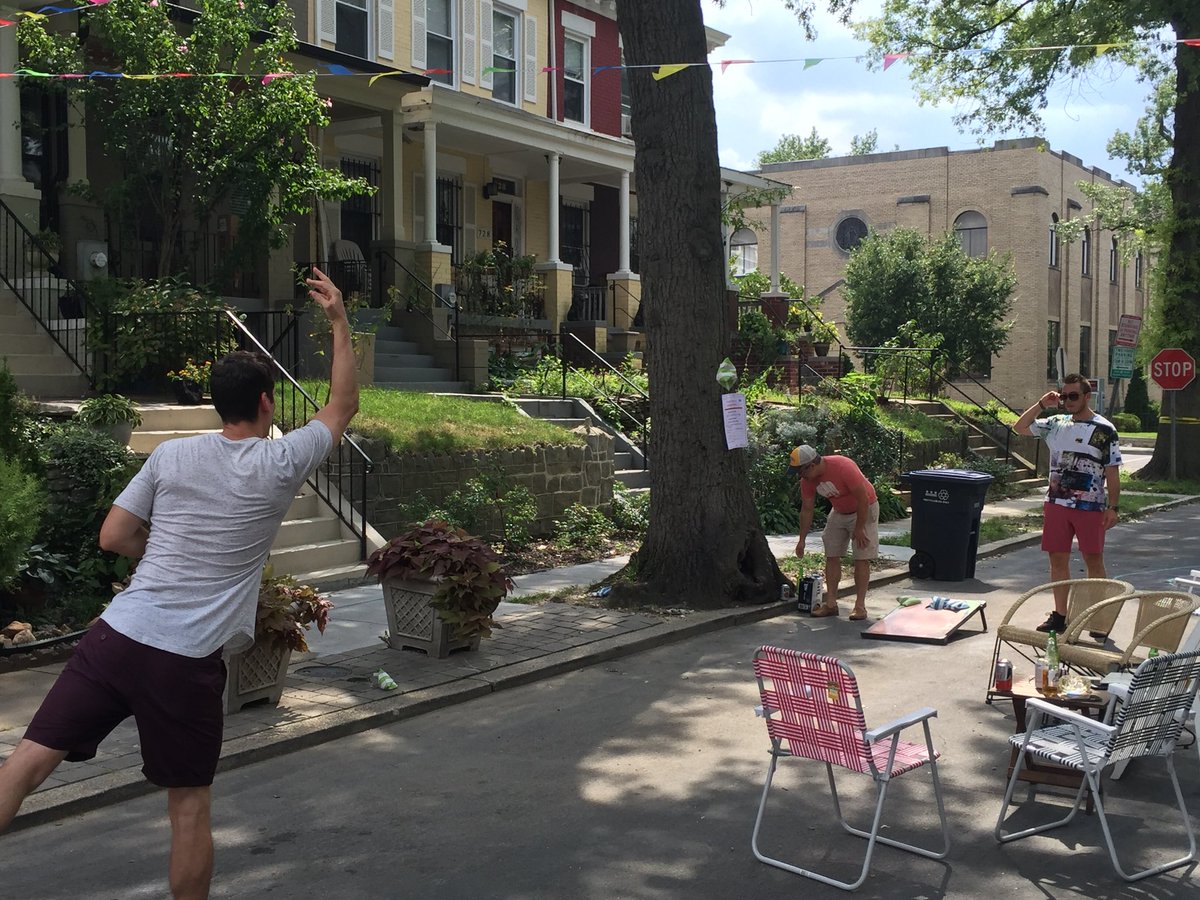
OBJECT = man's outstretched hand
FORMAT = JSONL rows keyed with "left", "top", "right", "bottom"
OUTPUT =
{"left": 306, "top": 266, "right": 347, "bottom": 322}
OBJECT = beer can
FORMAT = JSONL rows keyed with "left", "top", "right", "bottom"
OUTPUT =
{"left": 993, "top": 658, "right": 1013, "bottom": 692}
{"left": 780, "top": 583, "right": 795, "bottom": 602}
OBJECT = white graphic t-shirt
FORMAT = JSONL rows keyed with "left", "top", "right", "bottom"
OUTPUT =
{"left": 1029, "top": 413, "right": 1122, "bottom": 511}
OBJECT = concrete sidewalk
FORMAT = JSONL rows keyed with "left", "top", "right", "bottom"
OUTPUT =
{"left": 3, "top": 492, "right": 1195, "bottom": 830}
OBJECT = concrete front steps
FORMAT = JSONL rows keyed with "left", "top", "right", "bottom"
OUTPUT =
{"left": 0, "top": 289, "right": 89, "bottom": 398}
{"left": 903, "top": 398, "right": 1040, "bottom": 489}
{"left": 355, "top": 309, "right": 466, "bottom": 392}
{"left": 510, "top": 396, "right": 650, "bottom": 491}
{"left": 127, "top": 402, "right": 367, "bottom": 589}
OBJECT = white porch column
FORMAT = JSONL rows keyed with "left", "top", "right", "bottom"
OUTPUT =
{"left": 423, "top": 121, "right": 438, "bottom": 244}
{"left": 617, "top": 169, "right": 631, "bottom": 275}
{"left": 381, "top": 108, "right": 405, "bottom": 241}
{"left": 770, "top": 203, "right": 781, "bottom": 292}
{"left": 0, "top": 27, "right": 36, "bottom": 200}
{"left": 547, "top": 151, "right": 561, "bottom": 263}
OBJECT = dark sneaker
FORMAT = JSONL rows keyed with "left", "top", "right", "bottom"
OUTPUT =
{"left": 1088, "top": 631, "right": 1109, "bottom": 641}
{"left": 1036, "top": 612, "right": 1067, "bottom": 634}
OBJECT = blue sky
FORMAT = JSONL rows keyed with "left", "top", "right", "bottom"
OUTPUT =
{"left": 702, "top": 2, "right": 1153, "bottom": 185}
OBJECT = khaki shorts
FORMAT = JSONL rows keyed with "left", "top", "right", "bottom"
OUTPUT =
{"left": 822, "top": 501, "right": 880, "bottom": 561}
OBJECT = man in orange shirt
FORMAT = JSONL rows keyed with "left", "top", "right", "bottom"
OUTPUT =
{"left": 790, "top": 444, "right": 880, "bottom": 620}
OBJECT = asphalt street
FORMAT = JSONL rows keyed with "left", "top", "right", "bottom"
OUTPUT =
{"left": 3, "top": 505, "right": 1199, "bottom": 899}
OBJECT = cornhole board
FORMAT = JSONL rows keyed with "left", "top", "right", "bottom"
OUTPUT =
{"left": 861, "top": 599, "right": 988, "bottom": 645}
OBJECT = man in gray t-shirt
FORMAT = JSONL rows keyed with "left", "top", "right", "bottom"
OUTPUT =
{"left": 1, "top": 267, "right": 358, "bottom": 900}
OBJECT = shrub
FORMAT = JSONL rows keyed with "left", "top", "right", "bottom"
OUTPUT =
{"left": 1111, "top": 412, "right": 1141, "bottom": 433}
{"left": 556, "top": 503, "right": 612, "bottom": 551}
{"left": 436, "top": 471, "right": 537, "bottom": 549}
{"left": 873, "top": 476, "right": 908, "bottom": 523}
{"left": 609, "top": 486, "right": 649, "bottom": 536}
{"left": 0, "top": 455, "right": 45, "bottom": 589}
{"left": 1123, "top": 366, "right": 1157, "bottom": 430}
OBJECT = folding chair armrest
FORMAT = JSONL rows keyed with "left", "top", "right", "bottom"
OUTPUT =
{"left": 864, "top": 706, "right": 938, "bottom": 743}
{"left": 1024, "top": 697, "right": 1116, "bottom": 737}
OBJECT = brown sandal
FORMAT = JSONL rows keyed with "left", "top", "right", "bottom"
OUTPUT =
{"left": 849, "top": 609, "right": 868, "bottom": 621}
{"left": 810, "top": 604, "right": 840, "bottom": 618}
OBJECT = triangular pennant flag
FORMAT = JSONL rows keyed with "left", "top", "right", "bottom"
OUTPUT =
{"left": 593, "top": 65, "right": 620, "bottom": 75}
{"left": 0, "top": 19, "right": 14, "bottom": 26}
{"left": 36, "top": 5, "right": 77, "bottom": 13}
{"left": 423, "top": 68, "right": 452, "bottom": 76}
{"left": 368, "top": 71, "right": 405, "bottom": 86}
{"left": 652, "top": 63, "right": 690, "bottom": 81}
{"left": 481, "top": 66, "right": 516, "bottom": 75}
{"left": 325, "top": 64, "right": 353, "bottom": 76}
{"left": 261, "top": 72, "right": 292, "bottom": 85}
{"left": 882, "top": 52, "right": 909, "bottom": 70}
{"left": 803, "top": 59, "right": 821, "bottom": 70}
{"left": 720, "top": 59, "right": 753, "bottom": 74}
{"left": 88, "top": 71, "right": 123, "bottom": 78}
{"left": 541, "top": 66, "right": 561, "bottom": 72}
{"left": 1182, "top": 39, "right": 1200, "bottom": 47}
{"left": 127, "top": 74, "right": 157, "bottom": 80}
{"left": 1094, "top": 43, "right": 1117, "bottom": 55}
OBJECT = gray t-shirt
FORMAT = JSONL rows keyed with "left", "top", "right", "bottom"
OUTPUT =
{"left": 101, "top": 420, "right": 334, "bottom": 657}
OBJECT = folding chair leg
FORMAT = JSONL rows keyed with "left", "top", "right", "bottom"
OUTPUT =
{"left": 1093, "top": 757, "right": 1198, "bottom": 882}
{"left": 994, "top": 745, "right": 1087, "bottom": 842}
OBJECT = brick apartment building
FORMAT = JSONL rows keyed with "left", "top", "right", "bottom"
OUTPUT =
{"left": 746, "top": 138, "right": 1149, "bottom": 411}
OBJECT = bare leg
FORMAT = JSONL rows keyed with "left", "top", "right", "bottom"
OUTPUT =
{"left": 824, "top": 556, "right": 842, "bottom": 612}
{"left": 1048, "top": 552, "right": 1072, "bottom": 616}
{"left": 852, "top": 559, "right": 871, "bottom": 615}
{"left": 0, "top": 739, "right": 68, "bottom": 831}
{"left": 1081, "top": 552, "right": 1106, "bottom": 579}
{"left": 167, "top": 786, "right": 214, "bottom": 900}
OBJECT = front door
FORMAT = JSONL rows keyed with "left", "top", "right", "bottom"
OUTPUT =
{"left": 492, "top": 201, "right": 513, "bottom": 251}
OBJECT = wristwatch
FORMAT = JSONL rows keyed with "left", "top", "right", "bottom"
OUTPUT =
{"left": 1038, "top": 401, "right": 1048, "bottom": 412}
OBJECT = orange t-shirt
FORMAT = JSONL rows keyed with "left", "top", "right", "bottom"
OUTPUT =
{"left": 800, "top": 455, "right": 877, "bottom": 515}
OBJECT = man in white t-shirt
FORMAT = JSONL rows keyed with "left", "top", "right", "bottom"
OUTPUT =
{"left": 1015, "top": 373, "right": 1121, "bottom": 634}
{"left": 0, "top": 268, "right": 358, "bottom": 900}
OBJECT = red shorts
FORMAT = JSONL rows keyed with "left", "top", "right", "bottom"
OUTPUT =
{"left": 25, "top": 619, "right": 227, "bottom": 787}
{"left": 1042, "top": 502, "right": 1107, "bottom": 555}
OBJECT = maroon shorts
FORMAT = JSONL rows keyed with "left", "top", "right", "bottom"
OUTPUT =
{"left": 25, "top": 619, "right": 227, "bottom": 787}
{"left": 1042, "top": 502, "right": 1107, "bottom": 555}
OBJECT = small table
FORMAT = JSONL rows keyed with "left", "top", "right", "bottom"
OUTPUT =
{"left": 1000, "top": 679, "right": 1112, "bottom": 814}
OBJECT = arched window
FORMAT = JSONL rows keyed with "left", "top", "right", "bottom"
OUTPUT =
{"left": 954, "top": 210, "right": 987, "bottom": 258}
{"left": 730, "top": 227, "right": 758, "bottom": 276}
{"left": 1109, "top": 237, "right": 1119, "bottom": 283}
{"left": 1049, "top": 214, "right": 1060, "bottom": 268}
{"left": 834, "top": 215, "right": 868, "bottom": 253}
{"left": 1081, "top": 226, "right": 1091, "bottom": 276}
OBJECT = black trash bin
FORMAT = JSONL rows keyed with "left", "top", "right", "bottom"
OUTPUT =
{"left": 903, "top": 468, "right": 995, "bottom": 581}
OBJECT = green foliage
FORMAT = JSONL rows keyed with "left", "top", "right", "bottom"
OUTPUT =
{"left": 433, "top": 471, "right": 538, "bottom": 549}
{"left": 0, "top": 455, "right": 45, "bottom": 589}
{"left": 1123, "top": 366, "right": 1159, "bottom": 429}
{"left": 0, "top": 362, "right": 38, "bottom": 469}
{"left": 77, "top": 394, "right": 142, "bottom": 428}
{"left": 871, "top": 322, "right": 947, "bottom": 399}
{"left": 872, "top": 476, "right": 908, "bottom": 523}
{"left": 85, "top": 277, "right": 233, "bottom": 392}
{"left": 1111, "top": 412, "right": 1142, "bottom": 433}
{"left": 609, "top": 486, "right": 649, "bottom": 536}
{"left": 850, "top": 128, "right": 879, "bottom": 155}
{"left": 454, "top": 242, "right": 545, "bottom": 318}
{"left": 757, "top": 127, "right": 832, "bottom": 166}
{"left": 556, "top": 503, "right": 613, "bottom": 551}
{"left": 843, "top": 228, "right": 1016, "bottom": 377}
{"left": 19, "top": 0, "right": 367, "bottom": 279}
{"left": 35, "top": 423, "right": 140, "bottom": 594}
{"left": 931, "top": 450, "right": 1019, "bottom": 499}
{"left": 365, "top": 519, "right": 513, "bottom": 642}
{"left": 254, "top": 567, "right": 332, "bottom": 653}
{"left": 737, "top": 309, "right": 782, "bottom": 365}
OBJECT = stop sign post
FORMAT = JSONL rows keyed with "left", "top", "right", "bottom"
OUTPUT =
{"left": 1150, "top": 348, "right": 1196, "bottom": 481}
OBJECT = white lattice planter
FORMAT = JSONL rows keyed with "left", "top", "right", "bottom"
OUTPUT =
{"left": 381, "top": 577, "right": 479, "bottom": 658}
{"left": 224, "top": 639, "right": 291, "bottom": 714}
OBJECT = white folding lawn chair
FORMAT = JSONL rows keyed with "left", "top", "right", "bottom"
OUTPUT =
{"left": 995, "top": 649, "right": 1200, "bottom": 882}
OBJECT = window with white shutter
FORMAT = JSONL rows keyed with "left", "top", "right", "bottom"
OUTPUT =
{"left": 461, "top": 0, "right": 477, "bottom": 85}
{"left": 411, "top": 0, "right": 427, "bottom": 70}
{"left": 376, "top": 0, "right": 394, "bottom": 62}
{"left": 318, "top": 0, "right": 337, "bottom": 43}
{"left": 523, "top": 15, "right": 536, "bottom": 102}
{"left": 479, "top": 1, "right": 494, "bottom": 89}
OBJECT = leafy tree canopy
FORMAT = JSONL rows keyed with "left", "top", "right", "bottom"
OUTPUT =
{"left": 755, "top": 126, "right": 879, "bottom": 166}
{"left": 842, "top": 227, "right": 1016, "bottom": 376}
{"left": 19, "top": 0, "right": 368, "bottom": 279}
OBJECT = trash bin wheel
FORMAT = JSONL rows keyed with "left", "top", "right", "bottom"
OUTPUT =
{"left": 909, "top": 551, "right": 935, "bottom": 580}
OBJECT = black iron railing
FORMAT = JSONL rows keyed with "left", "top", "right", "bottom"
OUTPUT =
{"left": 452, "top": 263, "right": 546, "bottom": 319}
{"left": 0, "top": 197, "right": 93, "bottom": 385}
{"left": 558, "top": 331, "right": 649, "bottom": 468}
{"left": 608, "top": 279, "right": 642, "bottom": 330}
{"left": 376, "top": 248, "right": 460, "bottom": 381}
{"left": 566, "top": 284, "right": 607, "bottom": 322}
{"left": 299, "top": 258, "right": 372, "bottom": 305}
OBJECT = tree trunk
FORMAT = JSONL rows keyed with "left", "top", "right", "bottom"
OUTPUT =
{"left": 1138, "top": 9, "right": 1200, "bottom": 481}
{"left": 614, "top": 0, "right": 783, "bottom": 608}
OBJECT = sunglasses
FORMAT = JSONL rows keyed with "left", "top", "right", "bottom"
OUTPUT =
{"left": 1060, "top": 391, "right": 1085, "bottom": 401}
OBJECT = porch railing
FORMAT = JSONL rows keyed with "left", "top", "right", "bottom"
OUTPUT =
{"left": 567, "top": 284, "right": 607, "bottom": 322}
{"left": 0, "top": 197, "right": 94, "bottom": 385}
{"left": 298, "top": 258, "right": 372, "bottom": 306}
{"left": 451, "top": 264, "right": 546, "bottom": 319}
{"left": 376, "top": 248, "right": 460, "bottom": 381}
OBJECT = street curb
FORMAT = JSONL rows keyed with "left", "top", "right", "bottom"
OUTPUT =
{"left": 12, "top": 496, "right": 1198, "bottom": 828}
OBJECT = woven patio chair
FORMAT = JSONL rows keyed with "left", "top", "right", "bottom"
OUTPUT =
{"left": 1057, "top": 590, "right": 1200, "bottom": 675}
{"left": 995, "top": 649, "right": 1200, "bottom": 881}
{"left": 751, "top": 646, "right": 949, "bottom": 891}
{"left": 984, "top": 578, "right": 1133, "bottom": 703}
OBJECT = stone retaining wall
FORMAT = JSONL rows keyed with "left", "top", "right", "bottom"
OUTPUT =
{"left": 356, "top": 428, "right": 614, "bottom": 539}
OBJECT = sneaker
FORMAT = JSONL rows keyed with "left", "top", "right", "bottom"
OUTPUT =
{"left": 1088, "top": 631, "right": 1109, "bottom": 642}
{"left": 1036, "top": 612, "right": 1067, "bottom": 634}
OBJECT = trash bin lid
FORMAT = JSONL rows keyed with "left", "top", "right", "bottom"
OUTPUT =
{"left": 903, "top": 468, "right": 995, "bottom": 484}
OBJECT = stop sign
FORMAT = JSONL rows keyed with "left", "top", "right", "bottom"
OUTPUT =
{"left": 1150, "top": 348, "right": 1197, "bottom": 391}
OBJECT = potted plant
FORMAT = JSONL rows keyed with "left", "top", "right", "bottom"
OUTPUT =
{"left": 365, "top": 518, "right": 513, "bottom": 658}
{"left": 24, "top": 229, "right": 61, "bottom": 272}
{"left": 811, "top": 319, "right": 838, "bottom": 357}
{"left": 76, "top": 393, "right": 143, "bottom": 445}
{"left": 166, "top": 358, "right": 212, "bottom": 405}
{"left": 225, "top": 567, "right": 333, "bottom": 713}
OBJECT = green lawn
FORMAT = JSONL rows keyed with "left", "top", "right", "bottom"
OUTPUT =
{"left": 290, "top": 382, "right": 584, "bottom": 453}
{"left": 879, "top": 404, "right": 966, "bottom": 442}
{"left": 1120, "top": 470, "right": 1200, "bottom": 495}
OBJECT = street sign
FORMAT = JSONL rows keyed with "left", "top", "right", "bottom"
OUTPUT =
{"left": 1110, "top": 345, "right": 1136, "bottom": 379}
{"left": 1150, "top": 348, "right": 1197, "bottom": 391}
{"left": 1116, "top": 314, "right": 1143, "bottom": 347}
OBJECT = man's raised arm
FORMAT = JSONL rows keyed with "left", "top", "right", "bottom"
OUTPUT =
{"left": 307, "top": 266, "right": 360, "bottom": 445}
